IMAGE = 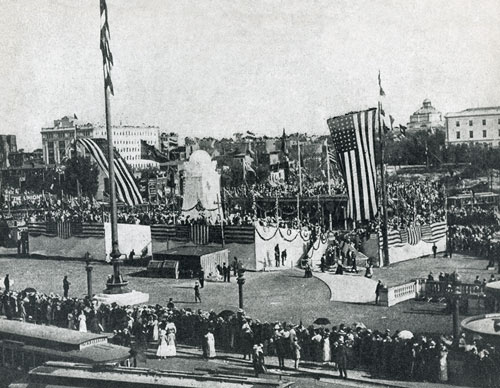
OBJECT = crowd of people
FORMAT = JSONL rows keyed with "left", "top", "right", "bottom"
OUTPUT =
{"left": 448, "top": 206, "right": 499, "bottom": 227}
{"left": 1, "top": 284, "right": 498, "bottom": 386}
{"left": 386, "top": 180, "right": 446, "bottom": 230}
{"left": 224, "top": 180, "right": 345, "bottom": 200}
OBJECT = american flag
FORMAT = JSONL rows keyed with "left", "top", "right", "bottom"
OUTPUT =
{"left": 100, "top": 0, "right": 114, "bottom": 95}
{"left": 407, "top": 225, "right": 422, "bottom": 245}
{"left": 77, "top": 138, "right": 143, "bottom": 206}
{"left": 327, "top": 109, "right": 378, "bottom": 221}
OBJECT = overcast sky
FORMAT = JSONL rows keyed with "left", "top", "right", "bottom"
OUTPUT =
{"left": 1, "top": 0, "right": 500, "bottom": 150}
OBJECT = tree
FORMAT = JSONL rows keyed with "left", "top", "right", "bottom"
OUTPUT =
{"left": 63, "top": 156, "right": 99, "bottom": 197}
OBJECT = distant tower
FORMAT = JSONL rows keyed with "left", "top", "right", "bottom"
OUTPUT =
{"left": 407, "top": 99, "right": 444, "bottom": 133}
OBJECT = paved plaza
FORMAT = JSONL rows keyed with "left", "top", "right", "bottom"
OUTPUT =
{"left": 0, "top": 252, "right": 492, "bottom": 334}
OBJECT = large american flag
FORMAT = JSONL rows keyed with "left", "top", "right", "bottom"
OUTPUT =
{"left": 327, "top": 109, "right": 378, "bottom": 221}
{"left": 77, "top": 138, "right": 143, "bottom": 206}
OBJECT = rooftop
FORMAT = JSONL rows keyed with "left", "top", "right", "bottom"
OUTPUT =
{"left": 155, "top": 245, "right": 228, "bottom": 257}
{"left": 0, "top": 319, "right": 108, "bottom": 351}
{"left": 446, "top": 106, "right": 500, "bottom": 118}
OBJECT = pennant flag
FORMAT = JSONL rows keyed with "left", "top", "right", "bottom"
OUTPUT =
{"left": 378, "top": 70, "right": 385, "bottom": 97}
{"left": 100, "top": 0, "right": 114, "bottom": 95}
{"left": 327, "top": 108, "right": 378, "bottom": 221}
{"left": 378, "top": 71, "right": 393, "bottom": 133}
{"left": 141, "top": 140, "right": 169, "bottom": 162}
{"left": 77, "top": 138, "right": 143, "bottom": 206}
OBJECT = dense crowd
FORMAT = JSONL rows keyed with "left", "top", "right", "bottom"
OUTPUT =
{"left": 448, "top": 206, "right": 499, "bottom": 227}
{"left": 0, "top": 286, "right": 498, "bottom": 386}
{"left": 225, "top": 180, "right": 345, "bottom": 199}
{"left": 386, "top": 180, "right": 446, "bottom": 230}
{"left": 449, "top": 225, "right": 500, "bottom": 260}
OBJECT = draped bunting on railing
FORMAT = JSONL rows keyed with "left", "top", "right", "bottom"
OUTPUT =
{"left": 378, "top": 221, "right": 447, "bottom": 249}
{"left": 28, "top": 222, "right": 105, "bottom": 239}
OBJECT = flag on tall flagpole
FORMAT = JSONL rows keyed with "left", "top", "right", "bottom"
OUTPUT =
{"left": 327, "top": 109, "right": 378, "bottom": 221}
{"left": 100, "top": 0, "right": 114, "bottom": 95}
{"left": 378, "top": 70, "right": 393, "bottom": 132}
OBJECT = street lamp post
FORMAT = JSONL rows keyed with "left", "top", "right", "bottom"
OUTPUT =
{"left": 237, "top": 268, "right": 246, "bottom": 309}
{"left": 451, "top": 282, "right": 462, "bottom": 346}
{"left": 84, "top": 252, "right": 93, "bottom": 298}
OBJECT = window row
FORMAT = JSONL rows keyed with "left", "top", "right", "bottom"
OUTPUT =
{"left": 456, "top": 129, "right": 500, "bottom": 139}
{"left": 456, "top": 118, "right": 500, "bottom": 127}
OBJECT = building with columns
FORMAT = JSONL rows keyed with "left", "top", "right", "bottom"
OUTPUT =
{"left": 445, "top": 107, "right": 500, "bottom": 147}
{"left": 407, "top": 99, "right": 444, "bottom": 133}
{"left": 41, "top": 116, "right": 161, "bottom": 169}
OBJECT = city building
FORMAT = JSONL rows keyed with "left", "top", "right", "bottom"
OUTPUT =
{"left": 407, "top": 99, "right": 444, "bottom": 133}
{"left": 41, "top": 116, "right": 161, "bottom": 169}
{"left": 0, "top": 135, "right": 17, "bottom": 168}
{"left": 445, "top": 107, "right": 500, "bottom": 147}
{"left": 41, "top": 115, "right": 93, "bottom": 165}
{"left": 93, "top": 124, "right": 160, "bottom": 170}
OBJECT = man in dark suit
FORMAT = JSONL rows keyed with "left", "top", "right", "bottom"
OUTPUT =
{"left": 223, "top": 263, "right": 229, "bottom": 282}
{"left": 198, "top": 267, "right": 205, "bottom": 288}
{"left": 63, "top": 276, "right": 70, "bottom": 298}
{"left": 274, "top": 244, "right": 280, "bottom": 267}
{"left": 4, "top": 274, "right": 9, "bottom": 292}
{"left": 375, "top": 280, "right": 384, "bottom": 305}
{"left": 336, "top": 338, "right": 348, "bottom": 379}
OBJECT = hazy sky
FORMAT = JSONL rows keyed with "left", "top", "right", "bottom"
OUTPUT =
{"left": 1, "top": 0, "right": 500, "bottom": 150}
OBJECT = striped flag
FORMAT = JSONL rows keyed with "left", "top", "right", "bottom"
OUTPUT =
{"left": 72, "top": 222, "right": 105, "bottom": 238}
{"left": 150, "top": 224, "right": 177, "bottom": 241}
{"left": 100, "top": 0, "right": 114, "bottom": 95}
{"left": 190, "top": 224, "right": 210, "bottom": 245}
{"left": 77, "top": 138, "right": 143, "bottom": 206}
{"left": 430, "top": 221, "right": 447, "bottom": 242}
{"left": 327, "top": 109, "right": 378, "bottom": 221}
{"left": 408, "top": 225, "right": 422, "bottom": 245}
{"left": 245, "top": 131, "right": 256, "bottom": 140}
{"left": 421, "top": 224, "right": 432, "bottom": 240}
{"left": 400, "top": 230, "right": 409, "bottom": 244}
{"left": 378, "top": 229, "right": 402, "bottom": 249}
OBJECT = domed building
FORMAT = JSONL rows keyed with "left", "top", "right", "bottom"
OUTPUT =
{"left": 407, "top": 99, "right": 444, "bottom": 133}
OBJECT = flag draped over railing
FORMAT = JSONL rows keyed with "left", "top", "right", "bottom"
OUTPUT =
{"left": 327, "top": 108, "right": 378, "bottom": 221}
{"left": 77, "top": 138, "right": 143, "bottom": 206}
{"left": 378, "top": 221, "right": 447, "bottom": 249}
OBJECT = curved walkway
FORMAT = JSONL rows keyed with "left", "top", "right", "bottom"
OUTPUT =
{"left": 313, "top": 271, "right": 378, "bottom": 303}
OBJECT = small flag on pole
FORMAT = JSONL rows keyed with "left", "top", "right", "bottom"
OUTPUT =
{"left": 100, "top": 0, "right": 114, "bottom": 95}
{"left": 378, "top": 70, "right": 385, "bottom": 97}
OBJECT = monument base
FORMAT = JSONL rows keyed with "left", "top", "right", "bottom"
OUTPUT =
{"left": 94, "top": 290, "right": 150, "bottom": 306}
